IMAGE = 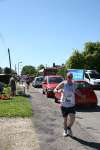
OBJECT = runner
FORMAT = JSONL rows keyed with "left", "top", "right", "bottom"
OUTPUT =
{"left": 54, "top": 72, "right": 85, "bottom": 137}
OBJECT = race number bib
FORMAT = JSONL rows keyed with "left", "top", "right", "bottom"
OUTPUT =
{"left": 65, "top": 94, "right": 73, "bottom": 104}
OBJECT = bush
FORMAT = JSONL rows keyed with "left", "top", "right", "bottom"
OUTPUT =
{"left": 0, "top": 74, "right": 11, "bottom": 84}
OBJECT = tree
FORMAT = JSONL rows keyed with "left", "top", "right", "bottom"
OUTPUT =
{"left": 66, "top": 50, "right": 84, "bottom": 69}
{"left": 66, "top": 42, "right": 100, "bottom": 73}
{"left": 83, "top": 42, "right": 100, "bottom": 72}
{"left": 21, "top": 65, "right": 37, "bottom": 76}
{"left": 37, "top": 64, "right": 45, "bottom": 71}
{"left": 83, "top": 42, "right": 100, "bottom": 55}
{"left": 92, "top": 51, "right": 100, "bottom": 72}
{"left": 0, "top": 67, "right": 3, "bottom": 74}
{"left": 84, "top": 54, "right": 95, "bottom": 69}
{"left": 4, "top": 67, "right": 11, "bottom": 74}
{"left": 57, "top": 66, "right": 66, "bottom": 78}
{"left": 83, "top": 42, "right": 96, "bottom": 55}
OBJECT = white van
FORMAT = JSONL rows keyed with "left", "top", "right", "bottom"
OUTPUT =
{"left": 84, "top": 70, "right": 100, "bottom": 89}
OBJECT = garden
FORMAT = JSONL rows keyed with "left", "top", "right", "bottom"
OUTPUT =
{"left": 0, "top": 83, "right": 32, "bottom": 117}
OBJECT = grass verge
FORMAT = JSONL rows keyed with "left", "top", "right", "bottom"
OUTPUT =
{"left": 0, "top": 96, "right": 32, "bottom": 117}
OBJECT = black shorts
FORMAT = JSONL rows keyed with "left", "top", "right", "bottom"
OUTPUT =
{"left": 61, "top": 106, "right": 76, "bottom": 117}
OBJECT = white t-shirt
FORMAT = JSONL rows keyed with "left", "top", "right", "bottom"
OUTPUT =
{"left": 60, "top": 81, "right": 76, "bottom": 108}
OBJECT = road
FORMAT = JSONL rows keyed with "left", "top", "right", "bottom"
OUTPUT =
{"left": 76, "top": 90, "right": 100, "bottom": 143}
{"left": 29, "top": 87, "right": 100, "bottom": 150}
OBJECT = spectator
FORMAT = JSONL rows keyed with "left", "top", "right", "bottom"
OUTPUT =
{"left": 26, "top": 76, "right": 30, "bottom": 91}
{"left": 0, "top": 82, "right": 4, "bottom": 95}
{"left": 9, "top": 76, "right": 16, "bottom": 96}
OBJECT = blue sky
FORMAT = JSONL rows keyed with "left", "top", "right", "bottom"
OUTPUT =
{"left": 0, "top": 0, "right": 100, "bottom": 72}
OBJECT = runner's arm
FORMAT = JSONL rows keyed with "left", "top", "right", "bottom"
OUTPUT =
{"left": 54, "top": 81, "right": 64, "bottom": 93}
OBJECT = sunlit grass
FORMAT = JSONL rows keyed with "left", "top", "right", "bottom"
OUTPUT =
{"left": 0, "top": 96, "right": 32, "bottom": 117}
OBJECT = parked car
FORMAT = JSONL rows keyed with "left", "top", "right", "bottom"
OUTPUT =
{"left": 42, "top": 75, "right": 64, "bottom": 98}
{"left": 32, "top": 76, "right": 44, "bottom": 88}
{"left": 66, "top": 69, "right": 100, "bottom": 90}
{"left": 54, "top": 80, "right": 98, "bottom": 107}
{"left": 84, "top": 70, "right": 100, "bottom": 90}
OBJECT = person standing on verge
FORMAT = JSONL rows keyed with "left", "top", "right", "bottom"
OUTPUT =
{"left": 9, "top": 76, "right": 16, "bottom": 97}
{"left": 54, "top": 72, "right": 85, "bottom": 137}
{"left": 0, "top": 82, "right": 4, "bottom": 95}
{"left": 26, "top": 76, "right": 30, "bottom": 91}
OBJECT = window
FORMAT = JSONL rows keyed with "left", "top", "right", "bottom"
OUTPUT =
{"left": 36, "top": 77, "right": 44, "bottom": 82}
{"left": 85, "top": 73, "right": 90, "bottom": 79}
{"left": 48, "top": 77, "right": 63, "bottom": 84}
{"left": 89, "top": 73, "right": 100, "bottom": 79}
{"left": 75, "top": 81, "right": 90, "bottom": 89}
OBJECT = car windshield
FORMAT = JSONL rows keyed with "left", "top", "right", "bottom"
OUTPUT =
{"left": 89, "top": 73, "right": 100, "bottom": 79}
{"left": 36, "top": 77, "right": 44, "bottom": 82}
{"left": 48, "top": 77, "right": 63, "bottom": 83}
{"left": 75, "top": 82, "right": 90, "bottom": 89}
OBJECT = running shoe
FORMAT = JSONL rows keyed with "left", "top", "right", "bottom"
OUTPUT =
{"left": 67, "top": 128, "right": 73, "bottom": 136}
{"left": 63, "top": 129, "right": 67, "bottom": 137}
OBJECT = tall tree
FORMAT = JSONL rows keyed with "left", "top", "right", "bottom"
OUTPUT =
{"left": 37, "top": 64, "right": 45, "bottom": 71}
{"left": 84, "top": 54, "right": 95, "bottom": 69}
{"left": 0, "top": 67, "right": 3, "bottom": 74}
{"left": 4, "top": 67, "right": 11, "bottom": 74}
{"left": 57, "top": 66, "right": 66, "bottom": 78}
{"left": 83, "top": 42, "right": 100, "bottom": 72}
{"left": 83, "top": 42, "right": 100, "bottom": 55}
{"left": 21, "top": 65, "right": 37, "bottom": 76}
{"left": 66, "top": 42, "right": 100, "bottom": 73}
{"left": 66, "top": 50, "right": 84, "bottom": 69}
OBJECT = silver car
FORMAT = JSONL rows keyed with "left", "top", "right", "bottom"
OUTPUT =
{"left": 32, "top": 76, "right": 44, "bottom": 88}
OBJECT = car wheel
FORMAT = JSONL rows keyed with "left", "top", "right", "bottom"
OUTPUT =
{"left": 46, "top": 90, "right": 49, "bottom": 98}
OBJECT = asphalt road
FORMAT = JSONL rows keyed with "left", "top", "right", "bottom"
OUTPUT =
{"left": 29, "top": 87, "right": 100, "bottom": 150}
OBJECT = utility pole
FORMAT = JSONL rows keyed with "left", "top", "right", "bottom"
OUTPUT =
{"left": 8, "top": 48, "right": 12, "bottom": 72}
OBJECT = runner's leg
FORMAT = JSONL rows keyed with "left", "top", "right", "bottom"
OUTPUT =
{"left": 67, "top": 113, "right": 75, "bottom": 128}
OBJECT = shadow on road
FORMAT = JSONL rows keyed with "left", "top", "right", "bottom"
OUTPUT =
{"left": 71, "top": 136, "right": 100, "bottom": 150}
{"left": 76, "top": 105, "right": 100, "bottom": 113}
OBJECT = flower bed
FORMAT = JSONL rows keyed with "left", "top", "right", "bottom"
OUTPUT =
{"left": 0, "top": 95, "right": 10, "bottom": 100}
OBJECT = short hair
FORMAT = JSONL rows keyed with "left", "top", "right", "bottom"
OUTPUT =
{"left": 67, "top": 72, "right": 73, "bottom": 78}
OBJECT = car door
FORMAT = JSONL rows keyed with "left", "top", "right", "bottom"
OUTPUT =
{"left": 85, "top": 73, "right": 90, "bottom": 84}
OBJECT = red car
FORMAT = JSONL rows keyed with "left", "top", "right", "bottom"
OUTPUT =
{"left": 42, "top": 75, "right": 64, "bottom": 98}
{"left": 54, "top": 80, "right": 98, "bottom": 107}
